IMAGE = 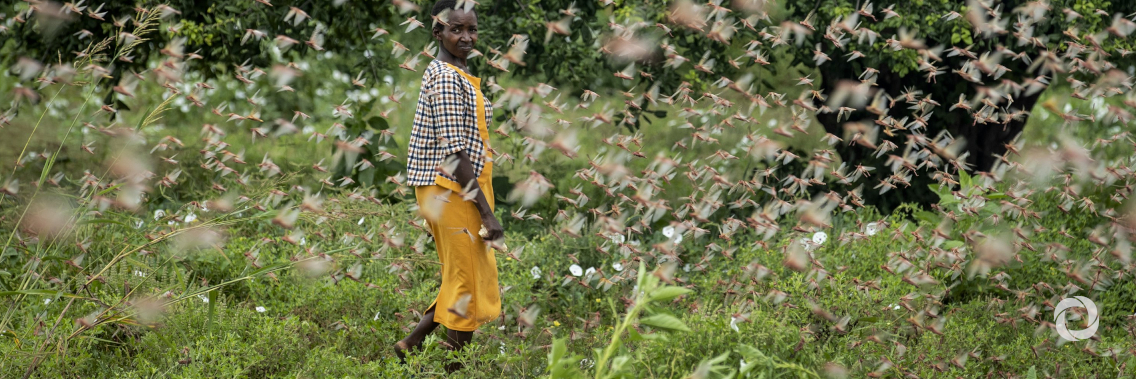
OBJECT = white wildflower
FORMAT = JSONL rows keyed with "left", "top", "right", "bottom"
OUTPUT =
{"left": 255, "top": 306, "right": 266, "bottom": 313}
{"left": 866, "top": 222, "right": 879, "bottom": 236}
{"left": 612, "top": 262, "right": 623, "bottom": 272}
{"left": 662, "top": 225, "right": 675, "bottom": 238}
{"left": 184, "top": 212, "right": 198, "bottom": 223}
{"left": 812, "top": 231, "right": 827, "bottom": 245}
{"left": 530, "top": 266, "right": 542, "bottom": 279}
{"left": 569, "top": 264, "right": 583, "bottom": 277}
{"left": 153, "top": 209, "right": 166, "bottom": 221}
{"left": 729, "top": 316, "right": 741, "bottom": 332}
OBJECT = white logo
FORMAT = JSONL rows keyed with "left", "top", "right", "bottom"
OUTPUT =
{"left": 1054, "top": 296, "right": 1098, "bottom": 342}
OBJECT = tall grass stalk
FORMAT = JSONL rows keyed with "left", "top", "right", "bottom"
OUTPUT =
{"left": 0, "top": 7, "right": 286, "bottom": 377}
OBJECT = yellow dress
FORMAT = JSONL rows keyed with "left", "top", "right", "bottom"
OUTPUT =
{"left": 413, "top": 63, "right": 500, "bottom": 331}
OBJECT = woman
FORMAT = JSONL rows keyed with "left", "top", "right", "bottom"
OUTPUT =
{"left": 395, "top": 0, "right": 504, "bottom": 371}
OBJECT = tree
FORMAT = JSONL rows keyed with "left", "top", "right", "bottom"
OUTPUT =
{"left": 7, "top": 0, "right": 1133, "bottom": 211}
{"left": 785, "top": 0, "right": 1136, "bottom": 173}
{"left": 7, "top": 1, "right": 400, "bottom": 75}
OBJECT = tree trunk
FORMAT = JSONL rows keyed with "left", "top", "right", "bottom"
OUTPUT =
{"left": 815, "top": 60, "right": 1042, "bottom": 174}
{"left": 951, "top": 92, "right": 1042, "bottom": 172}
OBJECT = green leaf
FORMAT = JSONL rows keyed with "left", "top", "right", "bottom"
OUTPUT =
{"left": 548, "top": 337, "right": 566, "bottom": 370}
{"left": 37, "top": 151, "right": 57, "bottom": 188}
{"left": 76, "top": 334, "right": 124, "bottom": 345}
{"left": 1026, "top": 366, "right": 1037, "bottom": 379}
{"left": 134, "top": 105, "right": 153, "bottom": 131}
{"left": 927, "top": 184, "right": 957, "bottom": 206}
{"left": 635, "top": 260, "right": 647, "bottom": 290}
{"left": 359, "top": 166, "right": 375, "bottom": 187}
{"left": 610, "top": 355, "right": 632, "bottom": 373}
{"left": 649, "top": 286, "right": 692, "bottom": 302}
{"left": 627, "top": 326, "right": 667, "bottom": 341}
{"left": 627, "top": 326, "right": 644, "bottom": 341}
{"left": 248, "top": 262, "right": 290, "bottom": 277}
{"left": 1, "top": 329, "right": 20, "bottom": 347}
{"left": 206, "top": 289, "right": 218, "bottom": 329}
{"left": 639, "top": 313, "right": 691, "bottom": 332}
{"left": 958, "top": 169, "right": 973, "bottom": 188}
{"left": 546, "top": 337, "right": 585, "bottom": 378}
{"left": 367, "top": 116, "right": 389, "bottom": 130}
{"left": 79, "top": 218, "right": 131, "bottom": 228}
{"left": 96, "top": 182, "right": 127, "bottom": 197}
{"left": 914, "top": 211, "right": 940, "bottom": 224}
{"left": 0, "top": 289, "right": 83, "bottom": 298}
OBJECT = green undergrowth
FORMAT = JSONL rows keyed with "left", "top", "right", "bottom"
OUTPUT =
{"left": 4, "top": 190, "right": 1133, "bottom": 378}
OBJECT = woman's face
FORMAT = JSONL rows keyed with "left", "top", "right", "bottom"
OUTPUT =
{"left": 434, "top": 9, "right": 478, "bottom": 59}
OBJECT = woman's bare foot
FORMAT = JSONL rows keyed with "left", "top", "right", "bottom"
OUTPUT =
{"left": 395, "top": 309, "right": 440, "bottom": 367}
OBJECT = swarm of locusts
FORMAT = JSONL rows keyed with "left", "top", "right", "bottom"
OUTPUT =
{"left": 3, "top": 0, "right": 1136, "bottom": 377}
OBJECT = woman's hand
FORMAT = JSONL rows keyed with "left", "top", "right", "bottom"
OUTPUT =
{"left": 448, "top": 151, "right": 502, "bottom": 241}
{"left": 480, "top": 213, "right": 504, "bottom": 241}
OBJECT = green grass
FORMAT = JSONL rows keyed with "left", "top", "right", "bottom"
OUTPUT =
{"left": 3, "top": 187, "right": 1134, "bottom": 377}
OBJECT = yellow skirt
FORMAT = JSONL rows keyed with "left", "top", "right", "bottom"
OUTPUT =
{"left": 414, "top": 183, "right": 501, "bottom": 331}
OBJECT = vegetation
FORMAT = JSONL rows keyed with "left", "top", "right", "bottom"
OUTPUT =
{"left": 3, "top": 0, "right": 1136, "bottom": 378}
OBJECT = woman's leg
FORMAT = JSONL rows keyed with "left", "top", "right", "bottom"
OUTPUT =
{"left": 395, "top": 308, "right": 440, "bottom": 364}
{"left": 444, "top": 329, "right": 474, "bottom": 372}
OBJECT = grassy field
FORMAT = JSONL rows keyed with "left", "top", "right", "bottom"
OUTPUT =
{"left": 3, "top": 189, "right": 1134, "bottom": 378}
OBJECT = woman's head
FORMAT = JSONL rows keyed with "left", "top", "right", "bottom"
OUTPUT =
{"left": 431, "top": 0, "right": 478, "bottom": 60}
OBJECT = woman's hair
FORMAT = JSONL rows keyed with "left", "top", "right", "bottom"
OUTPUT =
{"left": 432, "top": 0, "right": 458, "bottom": 32}
{"left": 431, "top": 0, "right": 457, "bottom": 17}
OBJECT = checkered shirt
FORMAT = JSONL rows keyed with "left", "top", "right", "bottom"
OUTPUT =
{"left": 406, "top": 59, "right": 493, "bottom": 186}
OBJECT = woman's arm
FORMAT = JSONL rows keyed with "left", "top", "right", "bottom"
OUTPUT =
{"left": 449, "top": 150, "right": 504, "bottom": 241}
